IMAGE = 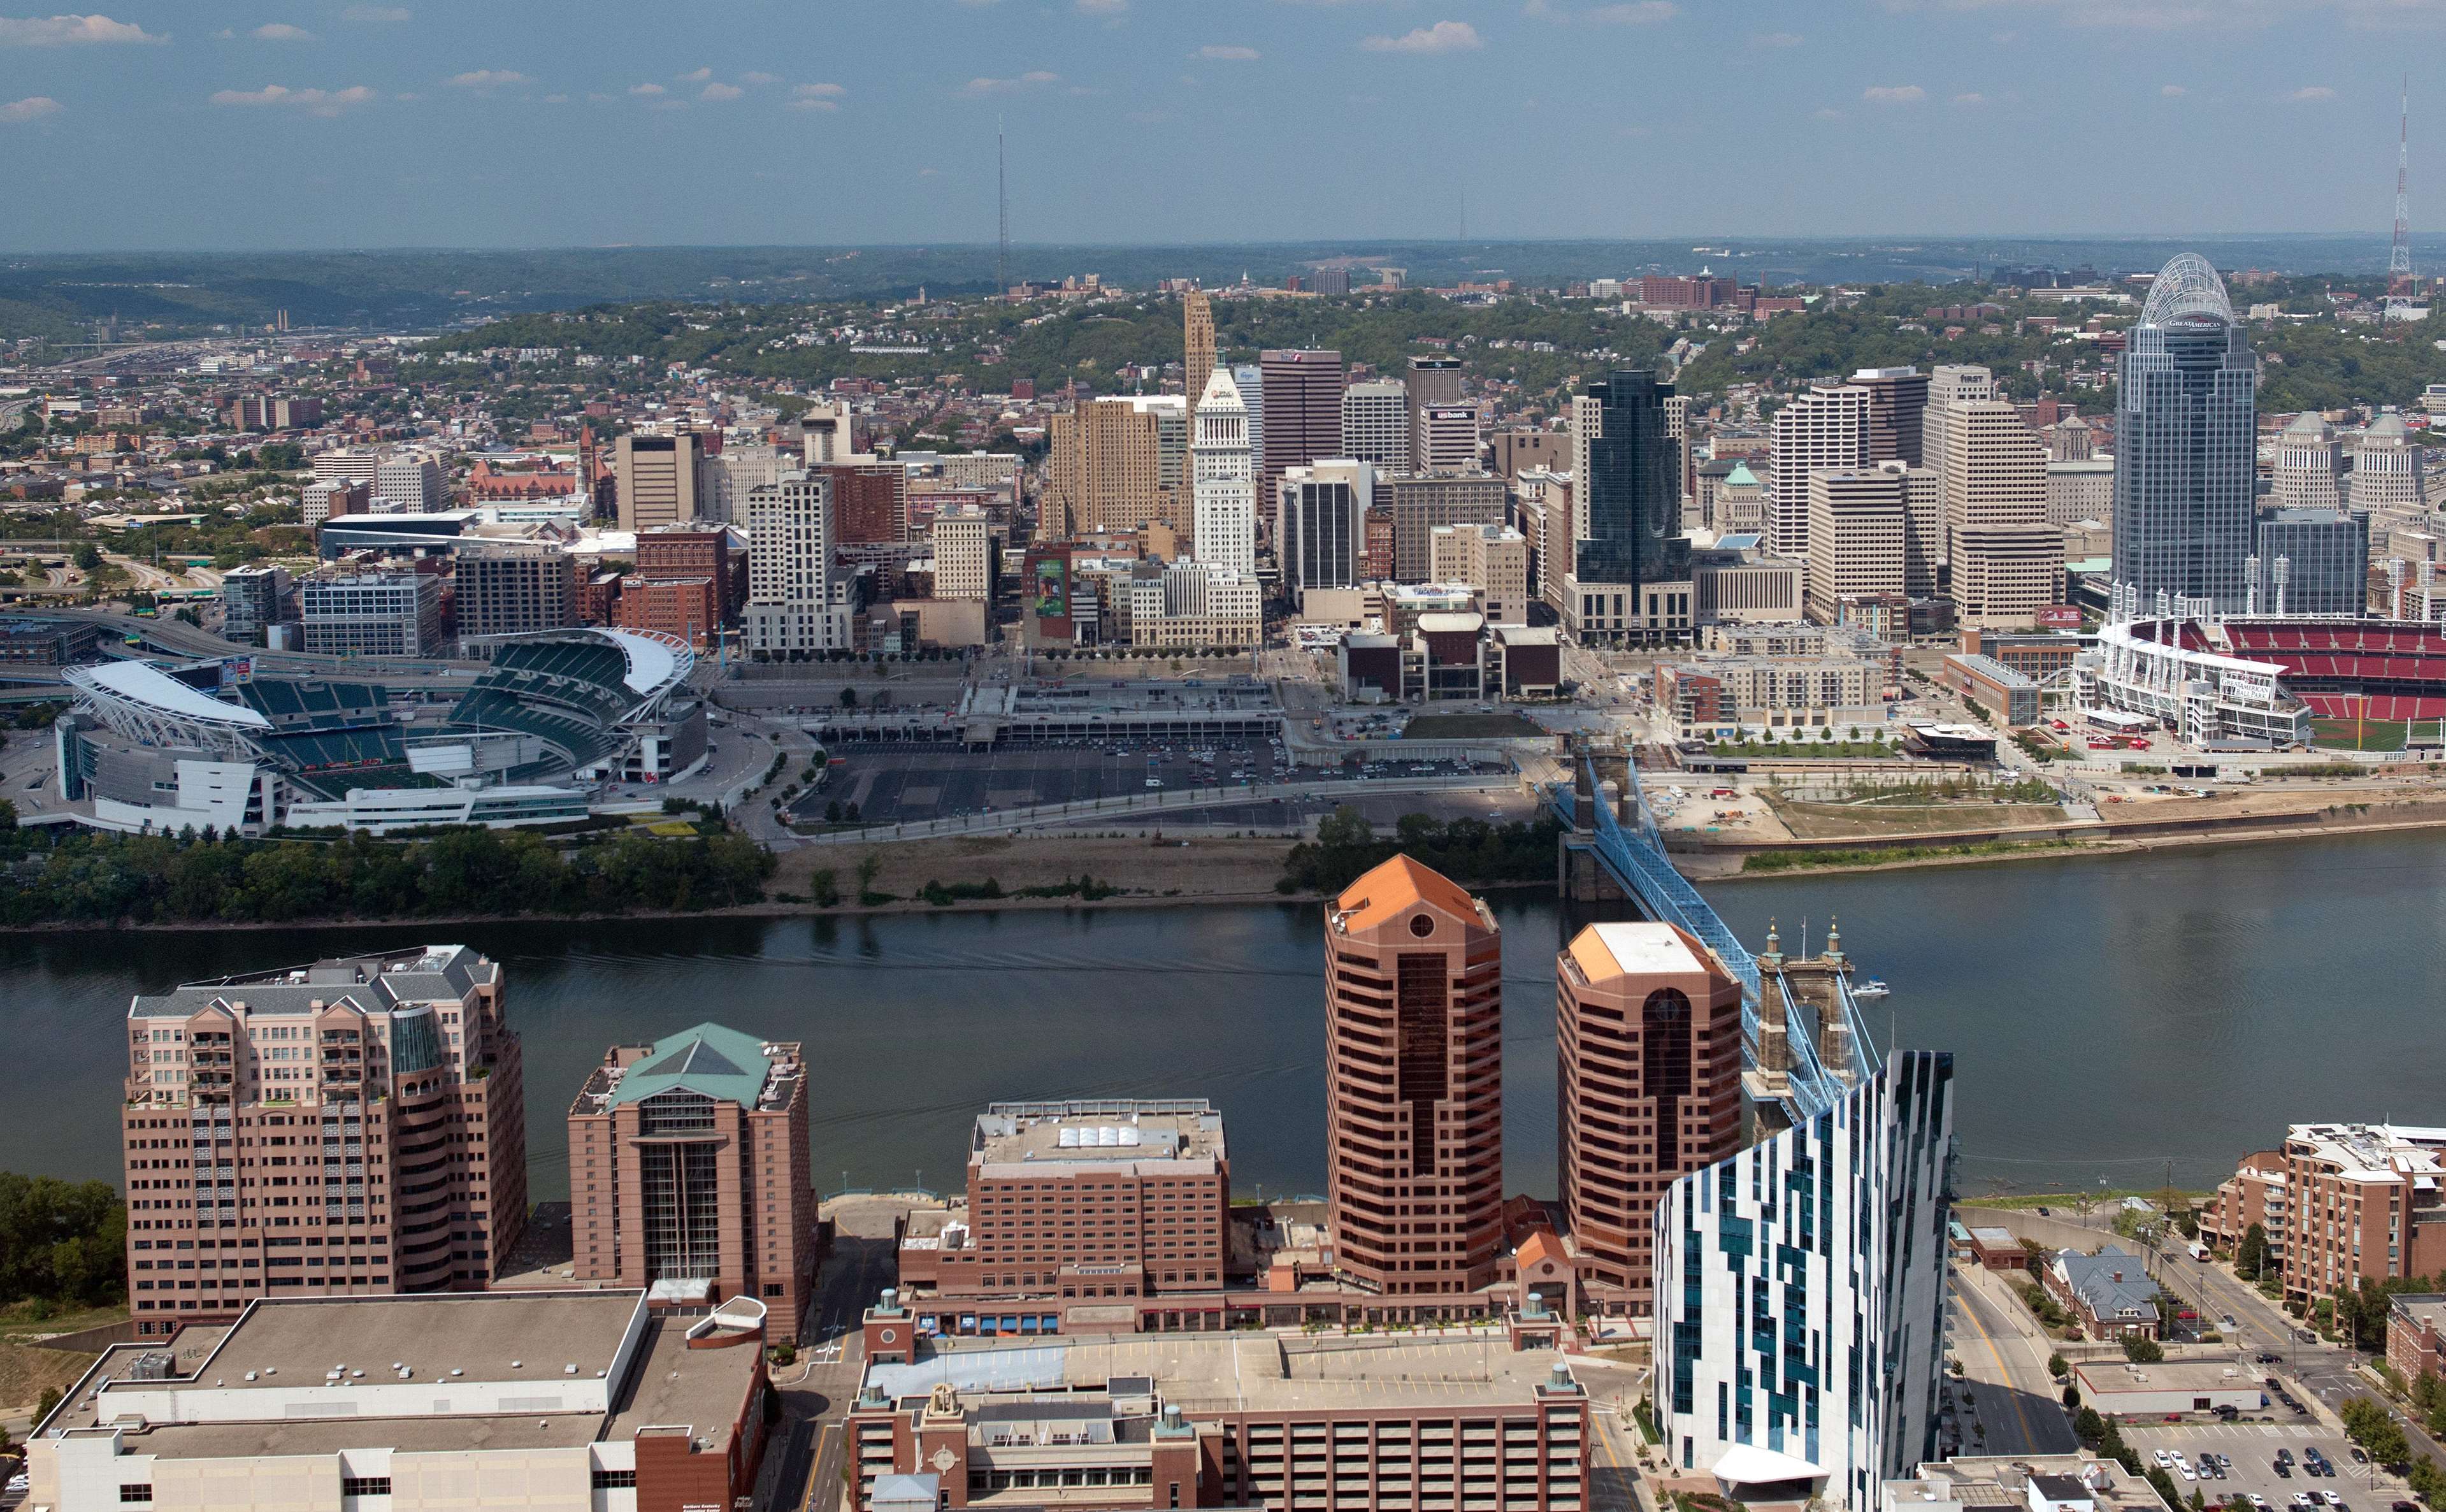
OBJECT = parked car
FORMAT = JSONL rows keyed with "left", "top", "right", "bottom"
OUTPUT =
{"left": 2273, "top": 1462, "right": 2293, "bottom": 1479}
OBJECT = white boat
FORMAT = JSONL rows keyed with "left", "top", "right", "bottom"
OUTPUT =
{"left": 1852, "top": 978, "right": 1892, "bottom": 1000}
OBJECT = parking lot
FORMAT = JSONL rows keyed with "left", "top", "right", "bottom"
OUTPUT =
{"left": 796, "top": 739, "right": 1295, "bottom": 824}
{"left": 2124, "top": 1420, "right": 2403, "bottom": 1512}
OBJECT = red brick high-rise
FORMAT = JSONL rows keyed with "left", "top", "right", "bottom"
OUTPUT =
{"left": 1323, "top": 855, "right": 1503, "bottom": 1299}
{"left": 1555, "top": 921, "right": 1743, "bottom": 1309}
{"left": 826, "top": 461, "right": 905, "bottom": 545}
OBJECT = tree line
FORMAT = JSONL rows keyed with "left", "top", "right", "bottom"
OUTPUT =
{"left": 0, "top": 816, "right": 774, "bottom": 926}
{"left": 1280, "top": 809, "right": 1561, "bottom": 896}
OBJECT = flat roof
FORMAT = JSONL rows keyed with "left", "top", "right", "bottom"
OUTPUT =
{"left": 974, "top": 1100, "right": 1225, "bottom": 1173}
{"left": 1569, "top": 921, "right": 1711, "bottom": 985}
{"left": 2073, "top": 1357, "right": 2261, "bottom": 1391}
{"left": 181, "top": 1291, "right": 640, "bottom": 1392}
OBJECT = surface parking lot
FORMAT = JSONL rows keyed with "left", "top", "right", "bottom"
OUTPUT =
{"left": 2124, "top": 1421, "right": 2402, "bottom": 1512}
{"left": 796, "top": 739, "right": 1292, "bottom": 824}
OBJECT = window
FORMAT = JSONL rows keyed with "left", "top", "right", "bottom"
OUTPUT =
{"left": 590, "top": 1469, "right": 638, "bottom": 1489}
{"left": 120, "top": 1488, "right": 154, "bottom": 1505}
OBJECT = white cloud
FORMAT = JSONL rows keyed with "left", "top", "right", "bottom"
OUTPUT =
{"left": 700, "top": 80, "right": 742, "bottom": 100}
{"left": 2289, "top": 84, "right": 2334, "bottom": 99}
{"left": 341, "top": 4, "right": 410, "bottom": 19}
{"left": 677, "top": 66, "right": 711, "bottom": 82}
{"left": 0, "top": 13, "right": 162, "bottom": 45}
{"left": 1198, "top": 43, "right": 1259, "bottom": 57}
{"left": 1361, "top": 19, "right": 1482, "bottom": 51}
{"left": 1752, "top": 29, "right": 1803, "bottom": 45}
{"left": 0, "top": 94, "right": 59, "bottom": 120}
{"left": 959, "top": 69, "right": 1059, "bottom": 94}
{"left": 1951, "top": 90, "right": 1985, "bottom": 103}
{"left": 208, "top": 82, "right": 376, "bottom": 115}
{"left": 741, "top": 69, "right": 779, "bottom": 85}
{"left": 2159, "top": 82, "right": 2185, "bottom": 95}
{"left": 1586, "top": 1, "right": 1676, "bottom": 21}
{"left": 1862, "top": 83, "right": 1926, "bottom": 103}
{"left": 789, "top": 81, "right": 845, "bottom": 111}
{"left": 253, "top": 22, "right": 313, "bottom": 40}
{"left": 629, "top": 81, "right": 665, "bottom": 95}
{"left": 447, "top": 68, "right": 527, "bottom": 88}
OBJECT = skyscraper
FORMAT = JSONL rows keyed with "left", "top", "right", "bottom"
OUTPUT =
{"left": 1768, "top": 382, "right": 1869, "bottom": 564}
{"left": 1047, "top": 396, "right": 1186, "bottom": 538}
{"left": 1324, "top": 855, "right": 1504, "bottom": 1298}
{"left": 1259, "top": 349, "right": 1344, "bottom": 517}
{"left": 1339, "top": 381, "right": 1412, "bottom": 470}
{"left": 1233, "top": 361, "right": 1263, "bottom": 468}
{"left": 120, "top": 946, "right": 529, "bottom": 1336}
{"left": 1568, "top": 370, "right": 1693, "bottom": 642}
{"left": 2271, "top": 412, "right": 2345, "bottom": 512}
{"left": 1276, "top": 460, "right": 1370, "bottom": 605}
{"left": 1556, "top": 921, "right": 1742, "bottom": 1309}
{"left": 1406, "top": 355, "right": 1465, "bottom": 472}
{"left": 615, "top": 432, "right": 701, "bottom": 533}
{"left": 568, "top": 1023, "right": 815, "bottom": 1337}
{"left": 1852, "top": 366, "right": 1931, "bottom": 467}
{"left": 744, "top": 472, "right": 850, "bottom": 658}
{"left": 1183, "top": 289, "right": 1216, "bottom": 418}
{"left": 2113, "top": 254, "right": 2256, "bottom": 614}
{"left": 1191, "top": 366, "right": 1258, "bottom": 576}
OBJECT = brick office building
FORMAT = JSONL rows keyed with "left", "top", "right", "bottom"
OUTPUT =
{"left": 119, "top": 946, "right": 529, "bottom": 1336}
{"left": 895, "top": 1100, "right": 1228, "bottom": 1305}
{"left": 1555, "top": 921, "right": 1744, "bottom": 1309}
{"left": 614, "top": 575, "right": 723, "bottom": 650}
{"left": 1323, "top": 855, "right": 1506, "bottom": 1300}
{"left": 635, "top": 524, "right": 745, "bottom": 624}
{"left": 568, "top": 1023, "right": 816, "bottom": 1337}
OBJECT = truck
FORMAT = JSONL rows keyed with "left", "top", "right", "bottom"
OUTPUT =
{"left": 2187, "top": 1241, "right": 2211, "bottom": 1261}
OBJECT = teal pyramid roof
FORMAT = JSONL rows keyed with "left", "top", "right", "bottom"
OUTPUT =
{"left": 606, "top": 1021, "right": 773, "bottom": 1109}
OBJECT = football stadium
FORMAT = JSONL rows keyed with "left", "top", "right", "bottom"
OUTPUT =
{"left": 55, "top": 628, "right": 703, "bottom": 834}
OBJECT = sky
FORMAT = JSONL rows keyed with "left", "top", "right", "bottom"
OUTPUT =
{"left": 1, "top": 0, "right": 2443, "bottom": 252}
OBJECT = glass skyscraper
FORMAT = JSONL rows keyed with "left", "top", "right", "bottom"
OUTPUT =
{"left": 2112, "top": 253, "right": 2257, "bottom": 614}
{"left": 1574, "top": 369, "right": 1691, "bottom": 588}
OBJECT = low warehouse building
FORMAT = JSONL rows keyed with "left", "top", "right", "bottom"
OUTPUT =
{"left": 2070, "top": 1358, "right": 2265, "bottom": 1416}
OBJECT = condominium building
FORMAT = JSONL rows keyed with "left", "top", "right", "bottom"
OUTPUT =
{"left": 2273, "top": 414, "right": 2345, "bottom": 512}
{"left": 700, "top": 440, "right": 788, "bottom": 528}
{"left": 27, "top": 1290, "right": 774, "bottom": 1512}
{"left": 217, "top": 564, "right": 295, "bottom": 647}
{"left": 454, "top": 545, "right": 577, "bottom": 642}
{"left": 1047, "top": 396, "right": 1186, "bottom": 538}
{"left": 845, "top": 1327, "right": 1589, "bottom": 1512}
{"left": 1428, "top": 523, "right": 1532, "bottom": 624}
{"left": 298, "top": 572, "right": 443, "bottom": 657}
{"left": 568, "top": 1022, "right": 816, "bottom": 1337}
{"left": 1413, "top": 403, "right": 1483, "bottom": 475}
{"left": 902, "top": 1100, "right": 1228, "bottom": 1303}
{"left": 374, "top": 452, "right": 446, "bottom": 514}
{"left": 1657, "top": 1050, "right": 1955, "bottom": 1511}
{"left": 2203, "top": 1123, "right": 2446, "bottom": 1309}
{"left": 1339, "top": 381, "right": 1413, "bottom": 470}
{"left": 1769, "top": 382, "right": 1869, "bottom": 563}
{"left": 119, "top": 945, "right": 529, "bottom": 1336}
{"left": 1805, "top": 468, "right": 1910, "bottom": 623}
{"left": 1190, "top": 366, "right": 1258, "bottom": 576}
{"left": 1323, "top": 855, "right": 1504, "bottom": 1297}
{"left": 614, "top": 575, "right": 722, "bottom": 650}
{"left": 1388, "top": 471, "right": 1507, "bottom": 582}
{"left": 932, "top": 505, "right": 995, "bottom": 603}
{"left": 1556, "top": 922, "right": 1742, "bottom": 1309}
{"left": 615, "top": 431, "right": 702, "bottom": 533}
{"left": 1258, "top": 349, "right": 1344, "bottom": 512}
{"left": 1277, "top": 460, "right": 1371, "bottom": 607}
{"left": 744, "top": 472, "right": 851, "bottom": 658}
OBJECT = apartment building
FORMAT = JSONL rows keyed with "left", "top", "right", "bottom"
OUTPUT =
{"left": 2206, "top": 1123, "right": 2446, "bottom": 1309}
{"left": 1324, "top": 855, "right": 1505, "bottom": 1299}
{"left": 217, "top": 565, "right": 295, "bottom": 647}
{"left": 744, "top": 472, "right": 850, "bottom": 659}
{"left": 1048, "top": 396, "right": 1186, "bottom": 538}
{"left": 614, "top": 575, "right": 722, "bottom": 650}
{"left": 568, "top": 1022, "right": 816, "bottom": 1337}
{"left": 634, "top": 524, "right": 744, "bottom": 624}
{"left": 298, "top": 572, "right": 443, "bottom": 657}
{"left": 300, "top": 479, "right": 366, "bottom": 526}
{"left": 119, "top": 945, "right": 529, "bottom": 1336}
{"left": 1556, "top": 922, "right": 1743, "bottom": 1309}
{"left": 454, "top": 545, "right": 576, "bottom": 642}
{"left": 898, "top": 1100, "right": 1228, "bottom": 1304}
{"left": 827, "top": 461, "right": 907, "bottom": 545}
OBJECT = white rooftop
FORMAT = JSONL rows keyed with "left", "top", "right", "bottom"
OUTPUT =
{"left": 80, "top": 661, "right": 271, "bottom": 728}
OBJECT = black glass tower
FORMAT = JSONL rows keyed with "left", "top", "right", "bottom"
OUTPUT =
{"left": 1576, "top": 370, "right": 1690, "bottom": 587}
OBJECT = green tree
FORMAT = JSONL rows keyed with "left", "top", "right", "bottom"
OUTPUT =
{"left": 2047, "top": 1352, "right": 2068, "bottom": 1378}
{"left": 2123, "top": 1334, "right": 2166, "bottom": 1363}
{"left": 2237, "top": 1223, "right": 2269, "bottom": 1280}
{"left": 2075, "top": 1406, "right": 2107, "bottom": 1447}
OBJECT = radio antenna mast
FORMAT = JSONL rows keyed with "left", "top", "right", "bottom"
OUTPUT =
{"left": 2391, "top": 78, "right": 2414, "bottom": 298}
{"left": 997, "top": 118, "right": 1011, "bottom": 299}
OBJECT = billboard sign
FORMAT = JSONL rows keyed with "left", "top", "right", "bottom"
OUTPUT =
{"left": 1032, "top": 557, "right": 1067, "bottom": 621}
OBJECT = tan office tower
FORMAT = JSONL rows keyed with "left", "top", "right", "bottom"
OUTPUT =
{"left": 1413, "top": 404, "right": 1483, "bottom": 475}
{"left": 615, "top": 432, "right": 701, "bottom": 532}
{"left": 1387, "top": 471, "right": 1506, "bottom": 582}
{"left": 1922, "top": 364, "right": 1996, "bottom": 557}
{"left": 1047, "top": 396, "right": 1182, "bottom": 538}
{"left": 1939, "top": 401, "right": 2059, "bottom": 627}
{"left": 1804, "top": 467, "right": 1908, "bottom": 623}
{"left": 1952, "top": 524, "right": 2064, "bottom": 630}
{"left": 1183, "top": 290, "right": 1216, "bottom": 418}
{"left": 1767, "top": 382, "right": 1869, "bottom": 564}
{"left": 120, "top": 946, "right": 529, "bottom": 1337}
{"left": 569, "top": 1023, "right": 816, "bottom": 1337}
{"left": 1324, "top": 855, "right": 1504, "bottom": 1300}
{"left": 1556, "top": 921, "right": 1742, "bottom": 1306}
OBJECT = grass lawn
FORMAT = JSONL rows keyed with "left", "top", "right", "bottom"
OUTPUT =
{"left": 1402, "top": 712, "right": 1544, "bottom": 740}
{"left": 2311, "top": 717, "right": 2408, "bottom": 752}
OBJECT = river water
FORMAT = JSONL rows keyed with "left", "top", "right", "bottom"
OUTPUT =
{"left": 4, "top": 829, "right": 2440, "bottom": 1204}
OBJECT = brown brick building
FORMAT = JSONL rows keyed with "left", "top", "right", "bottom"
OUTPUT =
{"left": 119, "top": 946, "right": 528, "bottom": 1336}
{"left": 1555, "top": 921, "right": 1743, "bottom": 1308}
{"left": 635, "top": 524, "right": 746, "bottom": 624}
{"left": 615, "top": 575, "right": 722, "bottom": 649}
{"left": 826, "top": 461, "right": 907, "bottom": 545}
{"left": 1323, "top": 855, "right": 1505, "bottom": 1300}
{"left": 568, "top": 1022, "right": 816, "bottom": 1337}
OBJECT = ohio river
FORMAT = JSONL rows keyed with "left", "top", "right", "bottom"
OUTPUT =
{"left": 4, "top": 828, "right": 2440, "bottom": 1203}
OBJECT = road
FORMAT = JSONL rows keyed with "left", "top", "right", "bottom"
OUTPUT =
{"left": 762, "top": 1209, "right": 900, "bottom": 1512}
{"left": 1946, "top": 1262, "right": 2081, "bottom": 1457}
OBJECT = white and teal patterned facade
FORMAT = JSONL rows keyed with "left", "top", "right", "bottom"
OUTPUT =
{"left": 1655, "top": 1049, "right": 1955, "bottom": 1512}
